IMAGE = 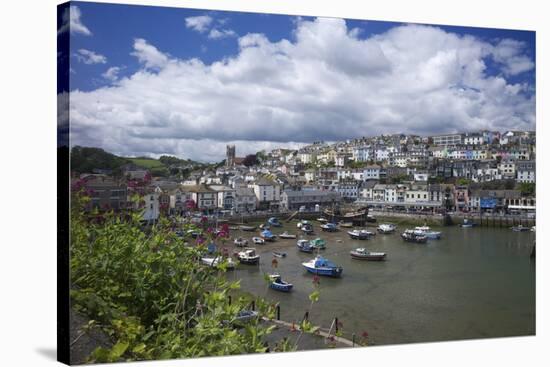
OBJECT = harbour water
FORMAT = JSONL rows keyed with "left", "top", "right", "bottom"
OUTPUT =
{"left": 225, "top": 220, "right": 535, "bottom": 346}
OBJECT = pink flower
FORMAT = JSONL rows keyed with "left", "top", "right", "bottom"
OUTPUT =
{"left": 312, "top": 275, "right": 320, "bottom": 285}
{"left": 361, "top": 331, "right": 369, "bottom": 339}
{"left": 201, "top": 216, "right": 208, "bottom": 223}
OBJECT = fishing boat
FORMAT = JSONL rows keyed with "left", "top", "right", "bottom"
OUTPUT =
{"left": 339, "top": 221, "right": 354, "bottom": 228}
{"left": 228, "top": 225, "right": 240, "bottom": 231}
{"left": 237, "top": 248, "right": 260, "bottom": 265}
{"left": 260, "top": 229, "right": 276, "bottom": 241}
{"left": 317, "top": 217, "right": 328, "bottom": 223}
{"left": 413, "top": 226, "right": 441, "bottom": 239}
{"left": 233, "top": 237, "right": 248, "bottom": 247}
{"left": 234, "top": 310, "right": 259, "bottom": 324}
{"left": 297, "top": 239, "right": 314, "bottom": 253}
{"left": 268, "top": 274, "right": 293, "bottom": 292}
{"left": 302, "top": 255, "right": 343, "bottom": 277}
{"left": 309, "top": 238, "right": 327, "bottom": 249}
{"left": 239, "top": 225, "right": 256, "bottom": 232}
{"left": 377, "top": 223, "right": 396, "bottom": 233}
{"left": 278, "top": 231, "right": 297, "bottom": 239}
{"left": 511, "top": 225, "right": 530, "bottom": 232}
{"left": 201, "top": 256, "right": 236, "bottom": 269}
{"left": 267, "top": 217, "right": 282, "bottom": 227}
{"left": 259, "top": 223, "right": 270, "bottom": 230}
{"left": 350, "top": 248, "right": 387, "bottom": 261}
{"left": 366, "top": 214, "right": 377, "bottom": 223}
{"left": 347, "top": 229, "right": 375, "bottom": 240}
{"left": 301, "top": 223, "right": 314, "bottom": 234}
{"left": 296, "top": 220, "right": 310, "bottom": 228}
{"left": 320, "top": 222, "right": 338, "bottom": 232}
{"left": 401, "top": 230, "right": 428, "bottom": 243}
{"left": 272, "top": 251, "right": 287, "bottom": 258}
{"left": 252, "top": 237, "right": 265, "bottom": 245}
{"left": 460, "top": 219, "right": 476, "bottom": 228}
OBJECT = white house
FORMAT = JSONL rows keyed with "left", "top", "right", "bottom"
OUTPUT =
{"left": 249, "top": 178, "right": 281, "bottom": 209}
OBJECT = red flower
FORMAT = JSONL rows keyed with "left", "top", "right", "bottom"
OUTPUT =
{"left": 361, "top": 331, "right": 369, "bottom": 338}
{"left": 312, "top": 275, "right": 320, "bottom": 285}
{"left": 200, "top": 216, "right": 208, "bottom": 223}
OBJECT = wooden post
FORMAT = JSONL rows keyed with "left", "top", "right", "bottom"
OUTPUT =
{"left": 335, "top": 317, "right": 339, "bottom": 333}
{"left": 303, "top": 311, "right": 309, "bottom": 322}
{"left": 352, "top": 333, "right": 356, "bottom": 347}
{"left": 251, "top": 300, "right": 255, "bottom": 311}
{"left": 276, "top": 305, "right": 281, "bottom": 321}
{"left": 228, "top": 295, "right": 232, "bottom": 305}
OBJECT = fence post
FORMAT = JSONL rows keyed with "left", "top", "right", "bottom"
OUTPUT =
{"left": 228, "top": 295, "right": 232, "bottom": 305}
{"left": 303, "top": 311, "right": 309, "bottom": 322}
{"left": 276, "top": 305, "right": 281, "bottom": 321}
{"left": 251, "top": 300, "right": 255, "bottom": 311}
{"left": 335, "top": 317, "right": 339, "bottom": 333}
{"left": 352, "top": 333, "right": 356, "bottom": 347}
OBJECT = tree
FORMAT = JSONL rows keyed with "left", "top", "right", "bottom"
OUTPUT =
{"left": 518, "top": 182, "right": 535, "bottom": 196}
{"left": 242, "top": 154, "right": 259, "bottom": 167}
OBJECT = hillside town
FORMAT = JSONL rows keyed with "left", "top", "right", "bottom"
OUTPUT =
{"left": 74, "top": 129, "right": 536, "bottom": 221}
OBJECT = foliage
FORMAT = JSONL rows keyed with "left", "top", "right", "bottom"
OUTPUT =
{"left": 70, "top": 146, "right": 130, "bottom": 174}
{"left": 518, "top": 182, "right": 535, "bottom": 196}
{"left": 456, "top": 178, "right": 471, "bottom": 186}
{"left": 242, "top": 154, "right": 259, "bottom": 167}
{"left": 70, "top": 194, "right": 279, "bottom": 363}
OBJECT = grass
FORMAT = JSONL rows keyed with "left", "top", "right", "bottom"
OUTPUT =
{"left": 127, "top": 158, "right": 166, "bottom": 169}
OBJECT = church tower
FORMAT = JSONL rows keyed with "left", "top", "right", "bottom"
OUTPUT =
{"left": 226, "top": 145, "right": 236, "bottom": 167}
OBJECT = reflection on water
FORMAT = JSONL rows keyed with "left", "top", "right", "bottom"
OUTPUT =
{"left": 226, "top": 221, "right": 535, "bottom": 346}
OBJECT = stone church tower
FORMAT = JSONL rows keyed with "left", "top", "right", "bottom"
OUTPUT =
{"left": 226, "top": 145, "right": 236, "bottom": 167}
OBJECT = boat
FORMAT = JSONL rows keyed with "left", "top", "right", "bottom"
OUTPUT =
{"left": 237, "top": 248, "right": 260, "bottom": 265}
{"left": 531, "top": 226, "right": 536, "bottom": 232}
{"left": 234, "top": 310, "right": 259, "bottom": 323}
{"left": 259, "top": 223, "right": 270, "bottom": 230}
{"left": 268, "top": 274, "right": 293, "bottom": 292}
{"left": 301, "top": 223, "right": 314, "bottom": 234}
{"left": 272, "top": 251, "right": 287, "bottom": 258}
{"left": 350, "top": 248, "right": 387, "bottom": 261}
{"left": 511, "top": 225, "right": 530, "bottom": 232}
{"left": 201, "top": 256, "right": 236, "bottom": 269}
{"left": 296, "top": 220, "right": 309, "bottom": 228}
{"left": 302, "top": 255, "right": 343, "bottom": 277}
{"left": 228, "top": 225, "right": 240, "bottom": 231}
{"left": 377, "top": 223, "right": 396, "bottom": 233}
{"left": 347, "top": 229, "right": 375, "bottom": 240}
{"left": 252, "top": 237, "right": 265, "bottom": 245}
{"left": 339, "top": 221, "right": 354, "bottom": 228}
{"left": 267, "top": 217, "right": 282, "bottom": 227}
{"left": 460, "top": 219, "right": 476, "bottom": 228}
{"left": 324, "top": 207, "right": 368, "bottom": 221}
{"left": 366, "top": 214, "right": 377, "bottom": 223}
{"left": 233, "top": 237, "right": 248, "bottom": 247}
{"left": 278, "top": 231, "right": 297, "bottom": 239}
{"left": 186, "top": 229, "right": 202, "bottom": 238}
{"left": 320, "top": 222, "right": 338, "bottom": 232}
{"left": 401, "top": 230, "right": 428, "bottom": 243}
{"left": 309, "top": 238, "right": 327, "bottom": 249}
{"left": 239, "top": 225, "right": 256, "bottom": 232}
{"left": 297, "top": 239, "right": 314, "bottom": 253}
{"left": 317, "top": 217, "right": 328, "bottom": 223}
{"left": 260, "top": 229, "right": 276, "bottom": 241}
{"left": 413, "top": 226, "right": 441, "bottom": 239}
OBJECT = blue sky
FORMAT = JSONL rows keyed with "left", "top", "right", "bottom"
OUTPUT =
{"left": 59, "top": 1, "right": 536, "bottom": 162}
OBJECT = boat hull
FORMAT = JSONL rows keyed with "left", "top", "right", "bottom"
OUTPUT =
{"left": 303, "top": 265, "right": 343, "bottom": 277}
{"left": 269, "top": 282, "right": 293, "bottom": 292}
{"left": 350, "top": 252, "right": 386, "bottom": 261}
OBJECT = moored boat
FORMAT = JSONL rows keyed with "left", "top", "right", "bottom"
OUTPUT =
{"left": 511, "top": 225, "right": 530, "bottom": 232}
{"left": 201, "top": 256, "right": 236, "bottom": 269}
{"left": 309, "top": 237, "right": 326, "bottom": 249}
{"left": 377, "top": 223, "right": 396, "bottom": 233}
{"left": 339, "top": 221, "right": 354, "bottom": 228}
{"left": 267, "top": 217, "right": 282, "bottom": 227}
{"left": 414, "top": 226, "right": 441, "bottom": 239}
{"left": 268, "top": 274, "right": 293, "bottom": 292}
{"left": 272, "top": 251, "right": 287, "bottom": 258}
{"left": 260, "top": 229, "right": 276, "bottom": 241}
{"left": 233, "top": 237, "right": 248, "bottom": 247}
{"left": 460, "top": 219, "right": 476, "bottom": 228}
{"left": 301, "top": 223, "right": 314, "bottom": 234}
{"left": 237, "top": 248, "right": 260, "bottom": 265}
{"left": 297, "top": 239, "right": 314, "bottom": 253}
{"left": 350, "top": 248, "right": 387, "bottom": 261}
{"left": 278, "top": 231, "right": 297, "bottom": 239}
{"left": 348, "top": 229, "right": 375, "bottom": 240}
{"left": 239, "top": 225, "right": 256, "bottom": 232}
{"left": 317, "top": 217, "right": 328, "bottom": 223}
{"left": 401, "top": 230, "right": 428, "bottom": 243}
{"left": 252, "top": 237, "right": 265, "bottom": 245}
{"left": 320, "top": 222, "right": 338, "bottom": 232}
{"left": 302, "top": 255, "right": 343, "bottom": 277}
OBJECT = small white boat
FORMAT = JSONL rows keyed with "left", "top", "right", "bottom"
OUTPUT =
{"left": 201, "top": 256, "right": 236, "bottom": 269}
{"left": 317, "top": 217, "right": 328, "bottom": 223}
{"left": 350, "top": 248, "right": 386, "bottom": 261}
{"left": 252, "top": 237, "right": 265, "bottom": 245}
{"left": 414, "top": 226, "right": 441, "bottom": 239}
{"left": 278, "top": 231, "right": 297, "bottom": 239}
{"left": 531, "top": 226, "right": 536, "bottom": 232}
{"left": 511, "top": 225, "right": 530, "bottom": 232}
{"left": 377, "top": 223, "right": 396, "bottom": 234}
{"left": 348, "top": 229, "right": 375, "bottom": 240}
{"left": 339, "top": 221, "right": 354, "bottom": 228}
{"left": 233, "top": 237, "right": 248, "bottom": 247}
{"left": 237, "top": 248, "right": 260, "bottom": 265}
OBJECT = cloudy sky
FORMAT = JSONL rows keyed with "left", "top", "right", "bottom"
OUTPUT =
{"left": 59, "top": 2, "right": 535, "bottom": 162}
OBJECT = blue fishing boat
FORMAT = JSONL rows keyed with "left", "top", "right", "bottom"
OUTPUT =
{"left": 268, "top": 274, "right": 293, "bottom": 292}
{"left": 320, "top": 222, "right": 338, "bottom": 232}
{"left": 297, "top": 239, "right": 314, "bottom": 253}
{"left": 267, "top": 217, "right": 282, "bottom": 227}
{"left": 302, "top": 255, "right": 343, "bottom": 277}
{"left": 261, "top": 229, "right": 276, "bottom": 241}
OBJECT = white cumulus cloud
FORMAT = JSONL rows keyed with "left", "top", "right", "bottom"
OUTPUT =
{"left": 185, "top": 15, "right": 213, "bottom": 33}
{"left": 75, "top": 49, "right": 107, "bottom": 64}
{"left": 67, "top": 18, "right": 535, "bottom": 162}
{"left": 58, "top": 5, "right": 92, "bottom": 36}
{"left": 102, "top": 66, "right": 122, "bottom": 82}
{"left": 208, "top": 28, "right": 237, "bottom": 40}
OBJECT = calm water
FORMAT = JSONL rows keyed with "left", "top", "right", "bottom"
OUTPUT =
{"left": 225, "top": 220, "right": 535, "bottom": 346}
